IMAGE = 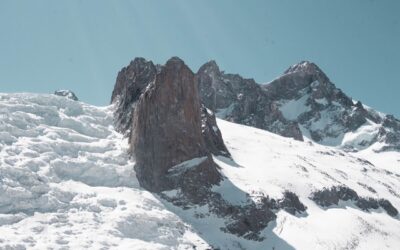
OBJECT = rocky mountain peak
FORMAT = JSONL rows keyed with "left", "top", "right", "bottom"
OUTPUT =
{"left": 197, "top": 60, "right": 221, "bottom": 75}
{"left": 285, "top": 61, "right": 324, "bottom": 74}
{"left": 264, "top": 61, "right": 332, "bottom": 100}
{"left": 261, "top": 61, "right": 400, "bottom": 150}
{"left": 284, "top": 61, "right": 330, "bottom": 86}
{"left": 111, "top": 57, "right": 156, "bottom": 103}
{"left": 130, "top": 57, "right": 222, "bottom": 192}
{"left": 197, "top": 60, "right": 304, "bottom": 141}
{"left": 196, "top": 59, "right": 400, "bottom": 151}
{"left": 111, "top": 57, "right": 157, "bottom": 133}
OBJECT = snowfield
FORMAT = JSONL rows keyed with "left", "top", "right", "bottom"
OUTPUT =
{"left": 0, "top": 93, "right": 399, "bottom": 249}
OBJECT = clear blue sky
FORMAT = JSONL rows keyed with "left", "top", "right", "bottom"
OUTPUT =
{"left": 1, "top": 0, "right": 399, "bottom": 116}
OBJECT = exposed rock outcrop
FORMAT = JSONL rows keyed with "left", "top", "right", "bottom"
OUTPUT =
{"left": 111, "top": 58, "right": 157, "bottom": 134}
{"left": 200, "top": 105, "right": 230, "bottom": 157}
{"left": 130, "top": 57, "right": 221, "bottom": 192}
{"left": 111, "top": 58, "right": 230, "bottom": 157}
{"left": 164, "top": 189, "right": 307, "bottom": 240}
{"left": 379, "top": 115, "right": 400, "bottom": 151}
{"left": 54, "top": 90, "right": 78, "bottom": 101}
{"left": 197, "top": 61, "right": 303, "bottom": 141}
{"left": 310, "top": 186, "right": 398, "bottom": 217}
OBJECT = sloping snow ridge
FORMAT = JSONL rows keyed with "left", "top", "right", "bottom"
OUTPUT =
{"left": 0, "top": 93, "right": 399, "bottom": 249}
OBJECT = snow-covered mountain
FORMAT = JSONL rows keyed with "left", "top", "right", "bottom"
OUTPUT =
{"left": 1, "top": 57, "right": 399, "bottom": 250}
{"left": 263, "top": 61, "right": 400, "bottom": 152}
{"left": 0, "top": 92, "right": 399, "bottom": 249}
{"left": 198, "top": 60, "right": 400, "bottom": 152}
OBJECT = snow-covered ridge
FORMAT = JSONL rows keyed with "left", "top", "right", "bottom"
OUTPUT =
{"left": 0, "top": 93, "right": 399, "bottom": 249}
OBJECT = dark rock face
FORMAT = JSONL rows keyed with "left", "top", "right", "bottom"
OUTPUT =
{"left": 264, "top": 61, "right": 332, "bottom": 101}
{"left": 264, "top": 61, "right": 369, "bottom": 145}
{"left": 111, "top": 58, "right": 157, "bottom": 134}
{"left": 379, "top": 115, "right": 400, "bottom": 151}
{"left": 111, "top": 58, "right": 230, "bottom": 157}
{"left": 200, "top": 105, "right": 230, "bottom": 157}
{"left": 278, "top": 191, "right": 307, "bottom": 215}
{"left": 54, "top": 90, "right": 78, "bottom": 101}
{"left": 130, "top": 57, "right": 221, "bottom": 192}
{"left": 310, "top": 186, "right": 398, "bottom": 217}
{"left": 197, "top": 61, "right": 303, "bottom": 141}
{"left": 378, "top": 199, "right": 399, "bottom": 217}
{"left": 221, "top": 201, "right": 277, "bottom": 241}
{"left": 218, "top": 191, "right": 306, "bottom": 240}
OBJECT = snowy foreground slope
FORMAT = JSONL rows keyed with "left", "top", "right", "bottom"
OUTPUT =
{"left": 0, "top": 93, "right": 399, "bottom": 249}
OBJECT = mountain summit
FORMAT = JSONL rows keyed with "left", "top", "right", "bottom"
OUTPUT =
{"left": 197, "top": 59, "right": 400, "bottom": 151}
{"left": 264, "top": 61, "right": 400, "bottom": 151}
{"left": 197, "top": 59, "right": 304, "bottom": 141}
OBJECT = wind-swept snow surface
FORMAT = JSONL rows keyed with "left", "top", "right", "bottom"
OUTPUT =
{"left": 0, "top": 93, "right": 399, "bottom": 249}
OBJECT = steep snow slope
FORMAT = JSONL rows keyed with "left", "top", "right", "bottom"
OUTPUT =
{"left": 0, "top": 93, "right": 399, "bottom": 249}
{"left": 214, "top": 119, "right": 400, "bottom": 249}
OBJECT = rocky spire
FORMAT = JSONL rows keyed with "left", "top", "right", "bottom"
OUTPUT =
{"left": 111, "top": 57, "right": 226, "bottom": 193}
{"left": 111, "top": 57, "right": 157, "bottom": 134}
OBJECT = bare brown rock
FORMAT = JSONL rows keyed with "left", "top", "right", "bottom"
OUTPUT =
{"left": 130, "top": 57, "right": 221, "bottom": 192}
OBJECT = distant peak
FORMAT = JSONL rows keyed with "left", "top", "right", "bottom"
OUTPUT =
{"left": 284, "top": 61, "right": 323, "bottom": 74}
{"left": 282, "top": 60, "right": 330, "bottom": 84}
{"left": 130, "top": 57, "right": 147, "bottom": 64}
{"left": 166, "top": 56, "right": 185, "bottom": 65}
{"left": 164, "top": 57, "right": 193, "bottom": 74}
{"left": 128, "top": 57, "right": 154, "bottom": 68}
{"left": 204, "top": 60, "right": 219, "bottom": 68}
{"left": 197, "top": 60, "right": 220, "bottom": 74}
